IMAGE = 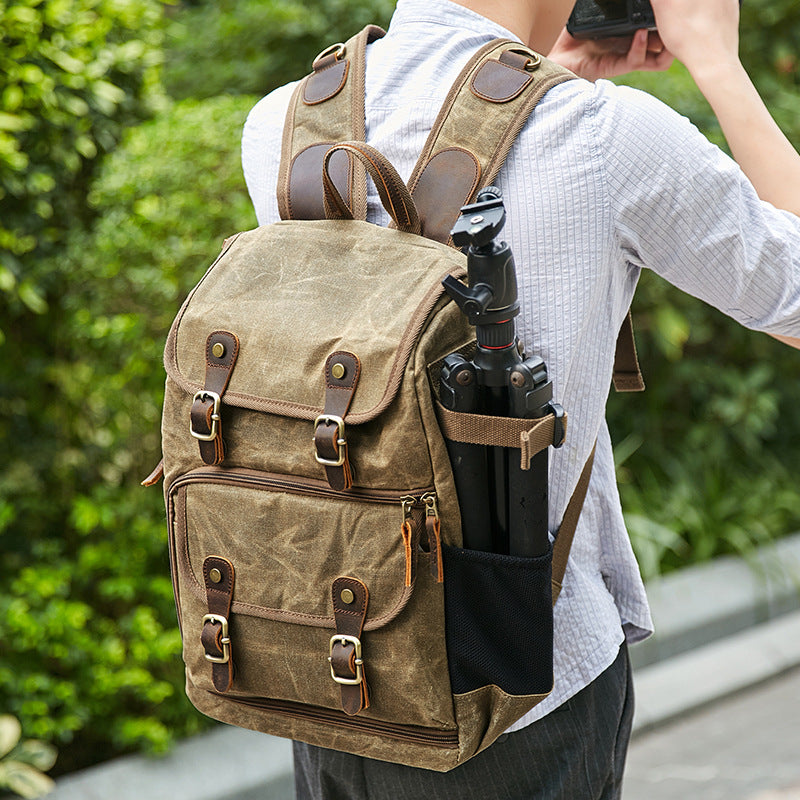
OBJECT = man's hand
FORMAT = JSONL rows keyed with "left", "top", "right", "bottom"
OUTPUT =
{"left": 547, "top": 28, "right": 673, "bottom": 81}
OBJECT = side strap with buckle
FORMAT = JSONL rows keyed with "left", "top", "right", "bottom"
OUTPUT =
{"left": 201, "top": 555, "right": 235, "bottom": 693}
{"left": 314, "top": 351, "right": 361, "bottom": 491}
{"left": 329, "top": 576, "right": 370, "bottom": 716}
{"left": 190, "top": 331, "right": 240, "bottom": 465}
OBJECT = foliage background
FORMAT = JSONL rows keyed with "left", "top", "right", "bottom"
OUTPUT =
{"left": 0, "top": 0, "right": 798, "bottom": 777}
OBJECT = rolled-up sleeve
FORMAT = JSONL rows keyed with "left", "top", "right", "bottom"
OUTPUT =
{"left": 593, "top": 81, "right": 800, "bottom": 336}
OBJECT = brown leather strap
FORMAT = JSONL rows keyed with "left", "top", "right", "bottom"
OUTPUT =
{"left": 277, "top": 26, "right": 386, "bottom": 221}
{"left": 329, "top": 576, "right": 370, "bottom": 715}
{"left": 551, "top": 445, "right": 596, "bottom": 604}
{"left": 313, "top": 352, "right": 361, "bottom": 490}
{"left": 201, "top": 556, "right": 235, "bottom": 693}
{"left": 612, "top": 311, "right": 645, "bottom": 392}
{"left": 435, "top": 401, "right": 567, "bottom": 470}
{"left": 190, "top": 331, "right": 240, "bottom": 465}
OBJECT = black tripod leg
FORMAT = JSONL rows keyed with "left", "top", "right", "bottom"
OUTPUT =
{"left": 440, "top": 355, "right": 493, "bottom": 551}
{"left": 507, "top": 359, "right": 553, "bottom": 557}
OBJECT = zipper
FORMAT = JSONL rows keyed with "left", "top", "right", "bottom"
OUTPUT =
{"left": 218, "top": 693, "right": 459, "bottom": 748}
{"left": 170, "top": 467, "right": 432, "bottom": 508}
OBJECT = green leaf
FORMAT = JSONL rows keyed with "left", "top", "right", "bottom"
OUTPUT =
{"left": 0, "top": 112, "right": 33, "bottom": 132}
{"left": 0, "top": 716, "right": 22, "bottom": 759}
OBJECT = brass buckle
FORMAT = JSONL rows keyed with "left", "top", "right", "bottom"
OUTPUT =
{"left": 505, "top": 46, "right": 541, "bottom": 71}
{"left": 313, "top": 42, "right": 346, "bottom": 67}
{"left": 190, "top": 390, "right": 221, "bottom": 441}
{"left": 202, "top": 613, "right": 231, "bottom": 664}
{"left": 328, "top": 635, "right": 363, "bottom": 685}
{"left": 313, "top": 414, "right": 347, "bottom": 467}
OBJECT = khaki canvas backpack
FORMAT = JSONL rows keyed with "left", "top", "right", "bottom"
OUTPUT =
{"left": 149, "top": 27, "right": 641, "bottom": 772}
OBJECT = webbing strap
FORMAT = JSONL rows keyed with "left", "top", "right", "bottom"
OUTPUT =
{"left": 435, "top": 401, "right": 566, "bottom": 470}
{"left": 551, "top": 444, "right": 595, "bottom": 604}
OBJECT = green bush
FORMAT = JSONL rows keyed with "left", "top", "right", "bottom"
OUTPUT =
{"left": 0, "top": 0, "right": 167, "bottom": 321}
{"left": 608, "top": 274, "right": 800, "bottom": 579}
{"left": 0, "top": 93, "right": 257, "bottom": 774}
{"left": 164, "top": 0, "right": 396, "bottom": 100}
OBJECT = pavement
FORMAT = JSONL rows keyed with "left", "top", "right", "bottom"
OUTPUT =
{"left": 46, "top": 533, "right": 800, "bottom": 800}
{"left": 624, "top": 666, "right": 800, "bottom": 800}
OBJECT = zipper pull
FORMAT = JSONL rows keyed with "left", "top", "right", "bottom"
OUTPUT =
{"left": 422, "top": 492, "right": 444, "bottom": 583}
{"left": 399, "top": 496, "right": 418, "bottom": 587}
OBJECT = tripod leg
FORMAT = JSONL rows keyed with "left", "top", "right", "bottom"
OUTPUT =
{"left": 507, "top": 358, "right": 553, "bottom": 557}
{"left": 440, "top": 355, "right": 493, "bottom": 551}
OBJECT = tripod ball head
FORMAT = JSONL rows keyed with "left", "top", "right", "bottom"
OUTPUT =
{"left": 450, "top": 186, "right": 506, "bottom": 251}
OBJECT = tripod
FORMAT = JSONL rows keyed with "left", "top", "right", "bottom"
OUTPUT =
{"left": 440, "top": 188, "right": 564, "bottom": 557}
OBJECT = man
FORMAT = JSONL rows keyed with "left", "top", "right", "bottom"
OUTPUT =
{"left": 242, "top": 0, "right": 800, "bottom": 796}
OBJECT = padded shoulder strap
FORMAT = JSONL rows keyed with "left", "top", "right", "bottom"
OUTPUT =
{"left": 277, "top": 25, "right": 385, "bottom": 221}
{"left": 408, "top": 42, "right": 573, "bottom": 244}
{"left": 404, "top": 41, "right": 643, "bottom": 390}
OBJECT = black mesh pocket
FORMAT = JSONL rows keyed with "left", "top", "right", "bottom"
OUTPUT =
{"left": 442, "top": 544, "right": 553, "bottom": 695}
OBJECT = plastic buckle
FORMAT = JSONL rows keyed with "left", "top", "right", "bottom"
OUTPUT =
{"left": 190, "top": 391, "right": 221, "bottom": 441}
{"left": 202, "top": 613, "right": 230, "bottom": 664}
{"left": 549, "top": 402, "right": 566, "bottom": 448}
{"left": 328, "top": 635, "right": 364, "bottom": 686}
{"left": 313, "top": 414, "right": 347, "bottom": 467}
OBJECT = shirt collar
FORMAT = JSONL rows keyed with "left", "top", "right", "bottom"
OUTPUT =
{"left": 388, "top": 0, "right": 522, "bottom": 43}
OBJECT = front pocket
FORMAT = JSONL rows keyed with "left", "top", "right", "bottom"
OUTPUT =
{"left": 167, "top": 467, "right": 456, "bottom": 728}
{"left": 442, "top": 544, "right": 554, "bottom": 696}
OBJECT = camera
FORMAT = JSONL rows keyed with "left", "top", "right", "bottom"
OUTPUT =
{"left": 567, "top": 0, "right": 656, "bottom": 39}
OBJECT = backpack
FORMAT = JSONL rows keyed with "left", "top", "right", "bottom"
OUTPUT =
{"left": 149, "top": 26, "right": 641, "bottom": 772}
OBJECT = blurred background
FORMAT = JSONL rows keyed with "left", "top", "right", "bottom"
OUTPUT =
{"left": 1, "top": 0, "right": 799, "bottom": 791}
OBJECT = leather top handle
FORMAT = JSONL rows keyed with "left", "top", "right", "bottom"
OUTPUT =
{"left": 322, "top": 142, "right": 421, "bottom": 236}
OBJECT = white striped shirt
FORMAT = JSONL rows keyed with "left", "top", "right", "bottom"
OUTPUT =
{"left": 242, "top": 0, "right": 800, "bottom": 730}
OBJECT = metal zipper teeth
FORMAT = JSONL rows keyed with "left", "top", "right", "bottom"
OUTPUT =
{"left": 170, "top": 467, "right": 434, "bottom": 506}
{"left": 220, "top": 693, "right": 459, "bottom": 748}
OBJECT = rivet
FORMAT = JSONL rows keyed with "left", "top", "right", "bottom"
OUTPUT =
{"left": 331, "top": 363, "right": 346, "bottom": 380}
{"left": 211, "top": 342, "right": 226, "bottom": 358}
{"left": 456, "top": 369, "right": 473, "bottom": 386}
{"left": 511, "top": 371, "right": 526, "bottom": 388}
{"left": 340, "top": 588, "right": 355, "bottom": 604}
{"left": 209, "top": 567, "right": 222, "bottom": 584}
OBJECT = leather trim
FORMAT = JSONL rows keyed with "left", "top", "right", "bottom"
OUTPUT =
{"left": 411, "top": 148, "right": 481, "bottom": 244}
{"left": 470, "top": 57, "right": 533, "bottom": 103}
{"left": 303, "top": 58, "right": 349, "bottom": 105}
{"left": 287, "top": 144, "right": 351, "bottom": 220}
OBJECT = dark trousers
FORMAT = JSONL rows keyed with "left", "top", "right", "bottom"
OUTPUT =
{"left": 294, "top": 643, "right": 634, "bottom": 800}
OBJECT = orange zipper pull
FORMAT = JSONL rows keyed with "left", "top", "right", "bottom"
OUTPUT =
{"left": 400, "top": 496, "right": 418, "bottom": 587}
{"left": 422, "top": 493, "right": 444, "bottom": 583}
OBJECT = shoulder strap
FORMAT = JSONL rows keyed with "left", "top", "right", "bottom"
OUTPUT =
{"left": 407, "top": 42, "right": 572, "bottom": 243}
{"left": 277, "top": 25, "right": 385, "bottom": 221}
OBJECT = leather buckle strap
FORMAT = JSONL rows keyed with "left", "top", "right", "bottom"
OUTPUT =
{"left": 313, "top": 352, "right": 361, "bottom": 490}
{"left": 330, "top": 577, "right": 370, "bottom": 715}
{"left": 190, "top": 331, "right": 240, "bottom": 465}
{"left": 201, "top": 556, "right": 235, "bottom": 692}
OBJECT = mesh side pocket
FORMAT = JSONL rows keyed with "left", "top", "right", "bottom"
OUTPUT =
{"left": 442, "top": 544, "right": 553, "bottom": 696}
